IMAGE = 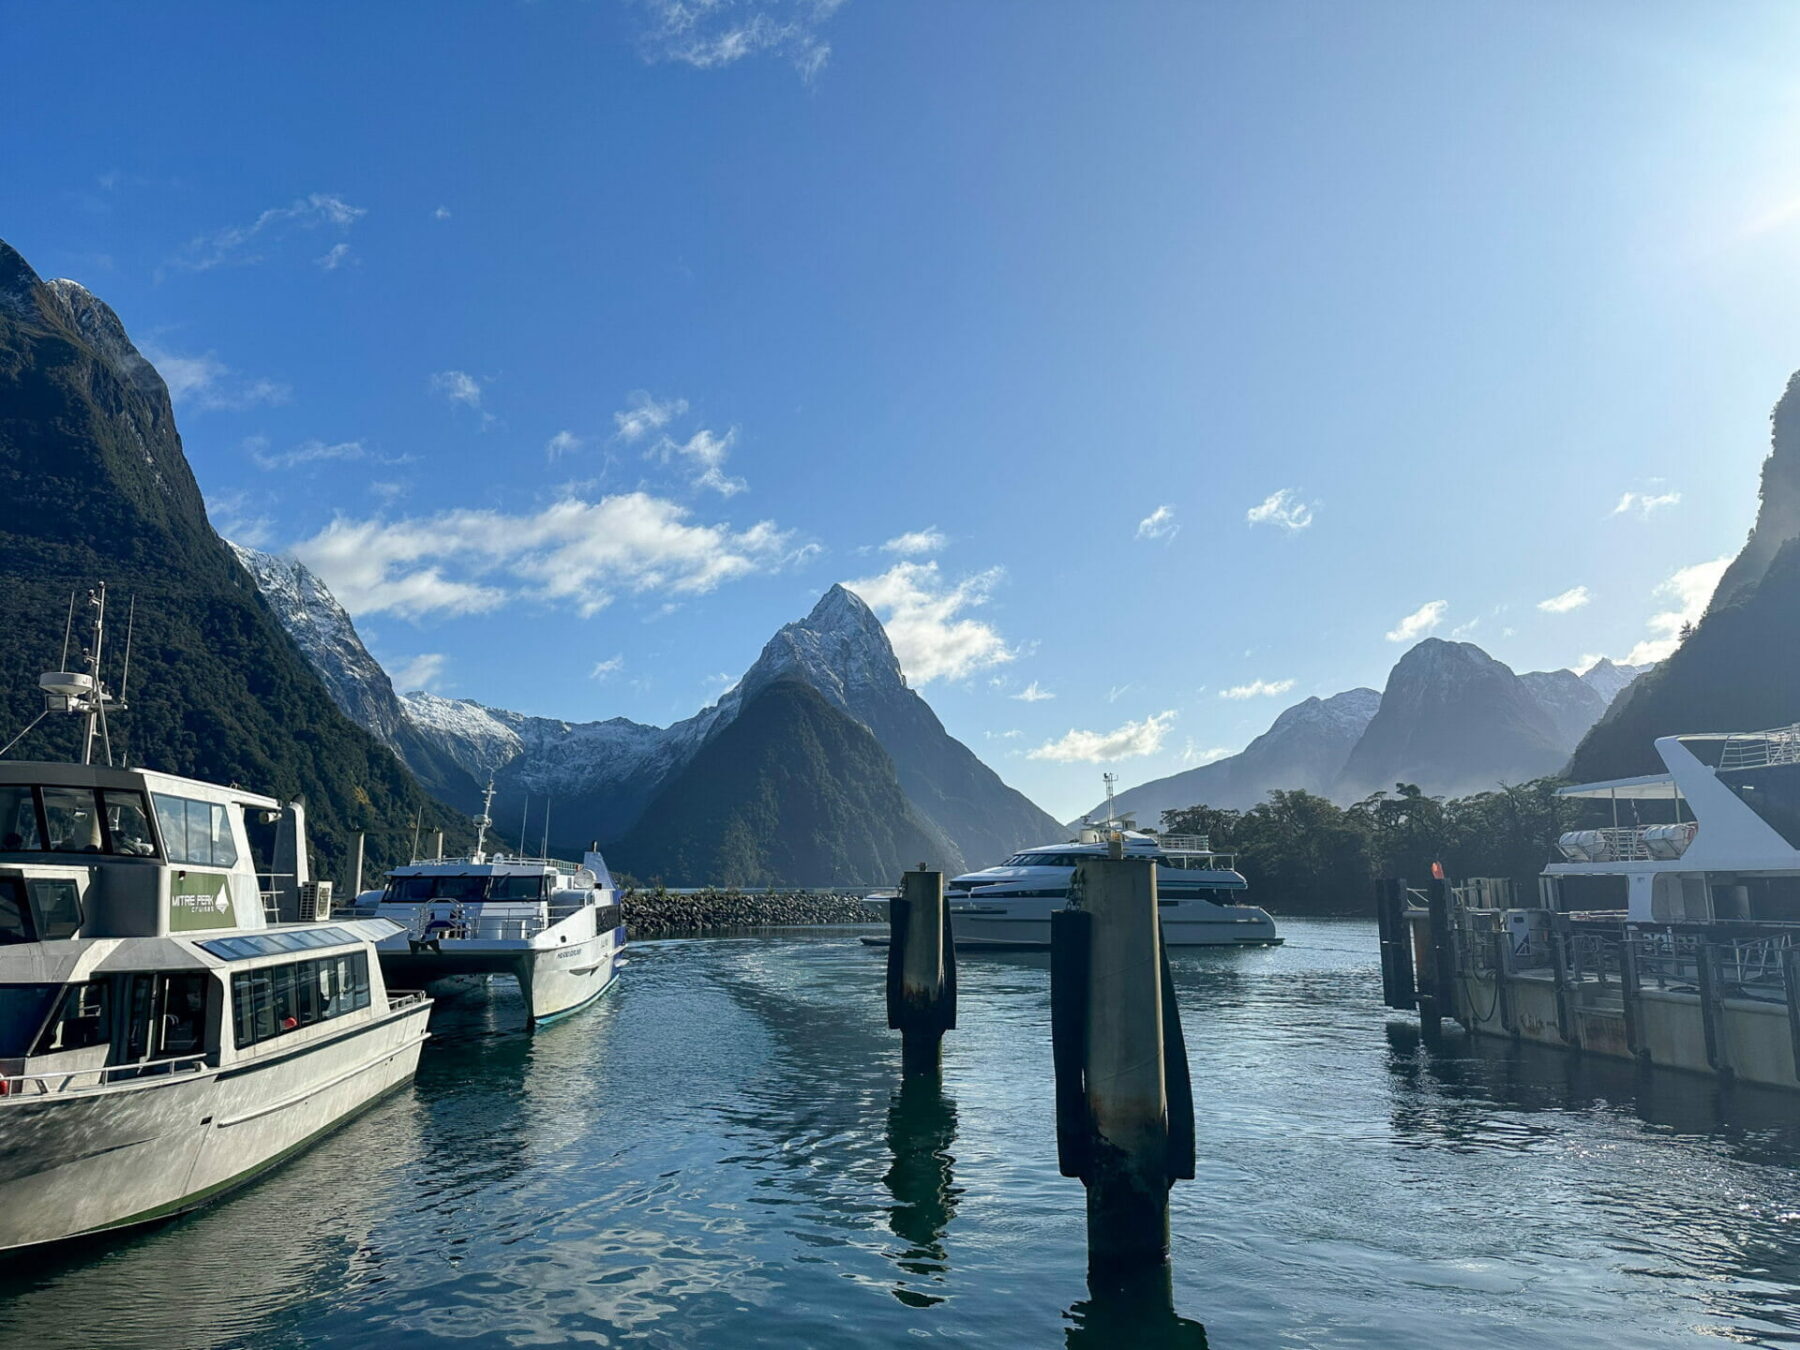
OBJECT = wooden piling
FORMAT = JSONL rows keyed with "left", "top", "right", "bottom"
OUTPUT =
{"left": 1051, "top": 846, "right": 1193, "bottom": 1271}
{"left": 885, "top": 867, "right": 955, "bottom": 1076}
{"left": 1548, "top": 915, "right": 1575, "bottom": 1047}
{"left": 1621, "top": 935, "right": 1646, "bottom": 1062}
{"left": 1696, "top": 943, "right": 1730, "bottom": 1079}
{"left": 1375, "top": 878, "right": 1416, "bottom": 1011}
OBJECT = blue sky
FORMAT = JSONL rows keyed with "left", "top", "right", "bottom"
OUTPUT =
{"left": 6, "top": 1, "right": 1800, "bottom": 821}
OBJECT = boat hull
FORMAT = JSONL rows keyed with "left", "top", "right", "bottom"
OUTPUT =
{"left": 376, "top": 921, "right": 625, "bottom": 1026}
{"left": 0, "top": 1000, "right": 431, "bottom": 1253}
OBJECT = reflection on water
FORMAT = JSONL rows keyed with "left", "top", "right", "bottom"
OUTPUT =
{"left": 13, "top": 923, "right": 1800, "bottom": 1347}
{"left": 1066, "top": 1264, "right": 1208, "bottom": 1349}
{"left": 882, "top": 1072, "right": 960, "bottom": 1306}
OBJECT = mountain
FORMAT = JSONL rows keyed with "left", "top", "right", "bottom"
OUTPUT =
{"left": 243, "top": 556, "right": 1058, "bottom": 873}
{"left": 0, "top": 239, "right": 460, "bottom": 882}
{"left": 1517, "top": 668, "right": 1608, "bottom": 747}
{"left": 724, "top": 585, "right": 1061, "bottom": 870}
{"left": 606, "top": 678, "right": 949, "bottom": 886}
{"left": 1571, "top": 371, "right": 1800, "bottom": 779}
{"left": 1336, "top": 639, "right": 1568, "bottom": 799}
{"left": 1074, "top": 688, "right": 1380, "bottom": 827}
{"left": 1577, "top": 657, "right": 1651, "bottom": 705}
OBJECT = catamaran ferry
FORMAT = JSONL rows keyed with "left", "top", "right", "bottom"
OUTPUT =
{"left": 0, "top": 586, "right": 431, "bottom": 1253}
{"left": 359, "top": 784, "right": 625, "bottom": 1027}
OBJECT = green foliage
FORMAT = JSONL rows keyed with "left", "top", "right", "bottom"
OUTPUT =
{"left": 0, "top": 247, "right": 467, "bottom": 886}
{"left": 1162, "top": 778, "right": 1578, "bottom": 914}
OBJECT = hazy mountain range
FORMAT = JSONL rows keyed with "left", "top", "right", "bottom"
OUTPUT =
{"left": 1079, "top": 649, "right": 1649, "bottom": 828}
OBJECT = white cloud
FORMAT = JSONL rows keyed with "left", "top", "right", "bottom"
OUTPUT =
{"left": 1136, "top": 505, "right": 1178, "bottom": 542}
{"left": 844, "top": 561, "right": 1013, "bottom": 685}
{"left": 432, "top": 206, "right": 452, "bottom": 221}
{"left": 391, "top": 653, "right": 447, "bottom": 692}
{"left": 209, "top": 489, "right": 274, "bottom": 549}
{"left": 430, "top": 370, "right": 484, "bottom": 410}
{"left": 651, "top": 427, "right": 745, "bottom": 496}
{"left": 589, "top": 655, "right": 624, "bottom": 680}
{"left": 1623, "top": 556, "right": 1731, "bottom": 665}
{"left": 1028, "top": 711, "right": 1177, "bottom": 763}
{"left": 1181, "top": 739, "right": 1233, "bottom": 766}
{"left": 139, "top": 341, "right": 291, "bottom": 412}
{"left": 248, "top": 437, "right": 365, "bottom": 471}
{"left": 882, "top": 527, "right": 947, "bottom": 556}
{"left": 1246, "top": 488, "right": 1315, "bottom": 531}
{"left": 1538, "top": 585, "right": 1592, "bottom": 614}
{"left": 291, "top": 491, "right": 806, "bottom": 620}
{"left": 613, "top": 392, "right": 688, "bottom": 443}
{"left": 315, "top": 242, "right": 352, "bottom": 271}
{"left": 176, "top": 193, "right": 365, "bottom": 270}
{"left": 1386, "top": 600, "right": 1447, "bottom": 643}
{"left": 1451, "top": 619, "right": 1481, "bottom": 639}
{"left": 1219, "top": 678, "right": 1296, "bottom": 700}
{"left": 1612, "top": 491, "right": 1681, "bottom": 519}
{"left": 546, "top": 430, "right": 583, "bottom": 459}
{"left": 635, "top": 0, "right": 843, "bottom": 78}
{"left": 1012, "top": 681, "right": 1054, "bottom": 702}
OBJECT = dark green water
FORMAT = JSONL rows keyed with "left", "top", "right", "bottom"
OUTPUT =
{"left": 9, "top": 920, "right": 1800, "bottom": 1347}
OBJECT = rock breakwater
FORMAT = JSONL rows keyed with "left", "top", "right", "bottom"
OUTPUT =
{"left": 621, "top": 887, "right": 883, "bottom": 937}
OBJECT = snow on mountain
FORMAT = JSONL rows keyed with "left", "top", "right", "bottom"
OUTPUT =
{"left": 230, "top": 543, "right": 412, "bottom": 748}
{"left": 1578, "top": 658, "right": 1652, "bottom": 705}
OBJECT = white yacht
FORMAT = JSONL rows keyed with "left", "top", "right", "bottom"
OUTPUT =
{"left": 943, "top": 827, "right": 1282, "bottom": 948}
{"left": 0, "top": 587, "right": 431, "bottom": 1253}
{"left": 360, "top": 786, "right": 625, "bottom": 1027}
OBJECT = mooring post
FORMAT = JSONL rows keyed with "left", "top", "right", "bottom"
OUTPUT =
{"left": 1621, "top": 934, "right": 1647, "bottom": 1062}
{"left": 1375, "top": 878, "right": 1416, "bottom": 1010}
{"left": 1418, "top": 881, "right": 1450, "bottom": 1038}
{"left": 349, "top": 830, "right": 366, "bottom": 900}
{"left": 1052, "top": 840, "right": 1194, "bottom": 1271}
{"left": 885, "top": 866, "right": 955, "bottom": 1076}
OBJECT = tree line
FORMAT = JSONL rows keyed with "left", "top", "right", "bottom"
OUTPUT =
{"left": 1159, "top": 780, "right": 1578, "bottom": 915}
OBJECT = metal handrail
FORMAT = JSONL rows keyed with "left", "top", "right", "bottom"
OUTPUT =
{"left": 1720, "top": 724, "right": 1800, "bottom": 772}
{"left": 1, "top": 1053, "right": 208, "bottom": 1098}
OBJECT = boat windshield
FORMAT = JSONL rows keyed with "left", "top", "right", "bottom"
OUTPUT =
{"left": 0, "top": 984, "right": 62, "bottom": 1056}
{"left": 382, "top": 874, "right": 547, "bottom": 902}
{"left": 1004, "top": 852, "right": 1090, "bottom": 867}
{"left": 0, "top": 784, "right": 160, "bottom": 858}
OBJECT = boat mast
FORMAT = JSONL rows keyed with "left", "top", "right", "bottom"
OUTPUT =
{"left": 473, "top": 779, "right": 496, "bottom": 863}
{"left": 1103, "top": 772, "right": 1118, "bottom": 828}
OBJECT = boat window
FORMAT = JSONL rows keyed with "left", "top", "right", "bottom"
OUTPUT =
{"left": 384, "top": 875, "right": 437, "bottom": 903}
{"left": 436, "top": 875, "right": 488, "bottom": 901}
{"left": 232, "top": 952, "right": 371, "bottom": 1050}
{"left": 27, "top": 878, "right": 82, "bottom": 939}
{"left": 0, "top": 880, "right": 35, "bottom": 945}
{"left": 31, "top": 980, "right": 111, "bottom": 1055}
{"left": 0, "top": 785, "right": 42, "bottom": 851}
{"left": 152, "top": 794, "right": 240, "bottom": 867}
{"left": 0, "top": 984, "right": 61, "bottom": 1056}
{"left": 489, "top": 874, "right": 546, "bottom": 901}
{"left": 100, "top": 790, "right": 158, "bottom": 857}
{"left": 42, "top": 786, "right": 104, "bottom": 853}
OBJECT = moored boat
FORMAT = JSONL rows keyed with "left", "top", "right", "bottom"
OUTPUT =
{"left": 0, "top": 586, "right": 431, "bottom": 1253}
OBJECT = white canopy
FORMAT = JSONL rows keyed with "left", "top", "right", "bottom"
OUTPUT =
{"left": 1557, "top": 773, "right": 1682, "bottom": 801}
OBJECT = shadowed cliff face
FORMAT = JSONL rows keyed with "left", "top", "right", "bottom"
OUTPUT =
{"left": 1713, "top": 370, "right": 1800, "bottom": 612}
{"left": 1571, "top": 369, "right": 1800, "bottom": 779}
{"left": 0, "top": 237, "right": 463, "bottom": 880}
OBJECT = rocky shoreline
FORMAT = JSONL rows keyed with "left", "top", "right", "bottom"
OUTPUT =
{"left": 619, "top": 887, "right": 884, "bottom": 938}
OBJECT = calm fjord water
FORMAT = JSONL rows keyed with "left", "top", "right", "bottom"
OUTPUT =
{"left": 9, "top": 920, "right": 1800, "bottom": 1348}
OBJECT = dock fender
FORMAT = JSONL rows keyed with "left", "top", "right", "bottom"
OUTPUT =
{"left": 1159, "top": 929, "right": 1195, "bottom": 1182}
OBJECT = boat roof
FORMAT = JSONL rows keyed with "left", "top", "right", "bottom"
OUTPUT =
{"left": 1557, "top": 773, "right": 1682, "bottom": 801}
{"left": 0, "top": 759, "right": 280, "bottom": 810}
{"left": 387, "top": 855, "right": 582, "bottom": 877}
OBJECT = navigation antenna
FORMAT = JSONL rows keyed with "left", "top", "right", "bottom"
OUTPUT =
{"left": 1103, "top": 772, "right": 1118, "bottom": 827}
{"left": 472, "top": 779, "right": 496, "bottom": 863}
{"left": 2, "top": 583, "right": 132, "bottom": 765}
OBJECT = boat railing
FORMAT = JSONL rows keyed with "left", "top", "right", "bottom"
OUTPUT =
{"left": 1156, "top": 834, "right": 1212, "bottom": 852}
{"left": 1, "top": 1053, "right": 209, "bottom": 1099}
{"left": 405, "top": 903, "right": 587, "bottom": 943}
{"left": 385, "top": 990, "right": 431, "bottom": 1010}
{"left": 1719, "top": 724, "right": 1800, "bottom": 773}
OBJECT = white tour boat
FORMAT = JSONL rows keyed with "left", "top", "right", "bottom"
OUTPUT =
{"left": 0, "top": 586, "right": 431, "bottom": 1253}
{"left": 942, "top": 826, "right": 1282, "bottom": 949}
{"left": 359, "top": 784, "right": 625, "bottom": 1027}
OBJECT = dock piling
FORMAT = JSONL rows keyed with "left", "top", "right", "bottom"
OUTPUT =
{"left": 885, "top": 866, "right": 955, "bottom": 1076}
{"left": 1375, "top": 877, "right": 1416, "bottom": 1010}
{"left": 1051, "top": 842, "right": 1194, "bottom": 1270}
